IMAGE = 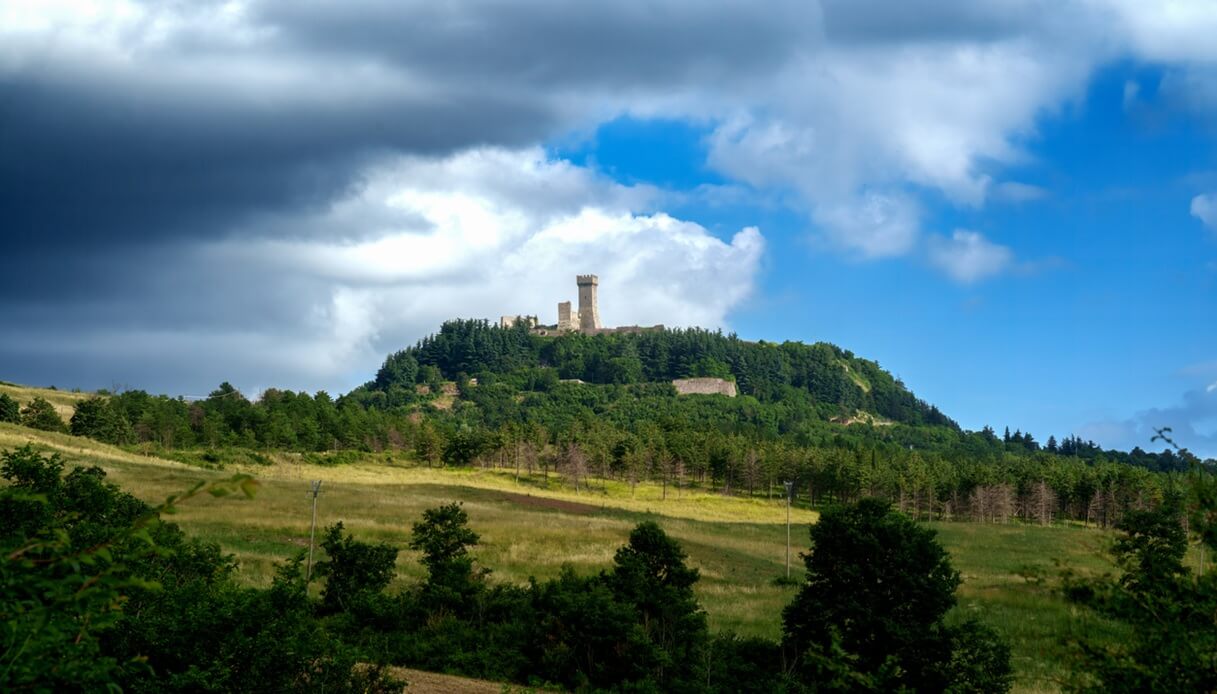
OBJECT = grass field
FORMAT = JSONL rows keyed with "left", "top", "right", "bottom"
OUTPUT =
{"left": 0, "top": 381, "right": 95, "bottom": 420}
{"left": 0, "top": 422, "right": 1122, "bottom": 692}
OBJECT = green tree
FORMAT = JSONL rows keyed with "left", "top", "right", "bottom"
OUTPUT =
{"left": 782, "top": 498, "right": 1011, "bottom": 691}
{"left": 608, "top": 521, "right": 708, "bottom": 689}
{"left": 315, "top": 521, "right": 399, "bottom": 612}
{"left": 0, "top": 393, "right": 19, "bottom": 423}
{"left": 410, "top": 503, "right": 485, "bottom": 609}
{"left": 70, "top": 396, "right": 134, "bottom": 444}
{"left": 20, "top": 396, "right": 65, "bottom": 432}
{"left": 1064, "top": 500, "right": 1217, "bottom": 692}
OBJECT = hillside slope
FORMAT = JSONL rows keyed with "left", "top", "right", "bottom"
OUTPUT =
{"left": 354, "top": 319, "right": 956, "bottom": 428}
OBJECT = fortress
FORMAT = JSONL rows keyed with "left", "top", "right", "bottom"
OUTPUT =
{"left": 500, "top": 275, "right": 663, "bottom": 336}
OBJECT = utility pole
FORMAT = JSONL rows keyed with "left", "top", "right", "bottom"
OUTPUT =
{"left": 306, "top": 480, "right": 322, "bottom": 583}
{"left": 784, "top": 480, "right": 794, "bottom": 580}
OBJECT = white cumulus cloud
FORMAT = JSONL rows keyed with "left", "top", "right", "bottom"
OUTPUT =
{"left": 926, "top": 230, "right": 1014, "bottom": 284}
{"left": 207, "top": 147, "right": 765, "bottom": 386}
{"left": 1193, "top": 193, "right": 1217, "bottom": 232}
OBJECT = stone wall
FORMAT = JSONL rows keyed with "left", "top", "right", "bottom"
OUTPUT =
{"left": 671, "top": 377, "right": 738, "bottom": 397}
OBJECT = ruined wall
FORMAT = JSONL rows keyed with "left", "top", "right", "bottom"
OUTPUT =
{"left": 671, "top": 377, "right": 738, "bottom": 397}
{"left": 500, "top": 315, "right": 538, "bottom": 329}
{"left": 556, "top": 301, "right": 576, "bottom": 332}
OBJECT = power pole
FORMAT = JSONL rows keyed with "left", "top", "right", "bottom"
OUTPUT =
{"left": 306, "top": 480, "right": 322, "bottom": 583}
{"left": 784, "top": 480, "right": 794, "bottom": 580}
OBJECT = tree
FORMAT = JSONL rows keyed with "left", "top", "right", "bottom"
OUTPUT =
{"left": 1064, "top": 500, "right": 1217, "bottom": 692}
{"left": 0, "top": 393, "right": 18, "bottom": 423}
{"left": 375, "top": 350, "right": 419, "bottom": 390}
{"left": 607, "top": 521, "right": 707, "bottom": 688}
{"left": 20, "top": 396, "right": 65, "bottom": 432}
{"left": 782, "top": 499, "right": 1011, "bottom": 691}
{"left": 70, "top": 396, "right": 134, "bottom": 444}
{"left": 315, "top": 521, "right": 399, "bottom": 612}
{"left": 410, "top": 503, "right": 485, "bottom": 610}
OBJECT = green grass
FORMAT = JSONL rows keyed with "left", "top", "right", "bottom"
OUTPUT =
{"left": 1, "top": 423, "right": 1123, "bottom": 692}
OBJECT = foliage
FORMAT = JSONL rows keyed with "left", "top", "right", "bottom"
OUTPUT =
{"left": 70, "top": 395, "right": 135, "bottom": 444}
{"left": 19, "top": 395, "right": 65, "bottom": 432}
{"left": 607, "top": 520, "right": 708, "bottom": 689}
{"left": 409, "top": 502, "right": 485, "bottom": 610}
{"left": 0, "top": 445, "right": 398, "bottom": 692}
{"left": 1064, "top": 501, "right": 1217, "bottom": 692}
{"left": 782, "top": 498, "right": 1012, "bottom": 692}
{"left": 316, "top": 522, "right": 399, "bottom": 613}
{"left": 0, "top": 392, "right": 19, "bottom": 423}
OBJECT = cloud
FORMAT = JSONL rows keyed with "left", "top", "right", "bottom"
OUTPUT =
{"left": 926, "top": 230, "right": 1014, "bottom": 283}
{"left": 1193, "top": 193, "right": 1217, "bottom": 231}
{"left": 0, "top": 148, "right": 763, "bottom": 393}
{"left": 992, "top": 181, "right": 1049, "bottom": 203}
{"left": 1079, "top": 383, "right": 1217, "bottom": 459}
{"left": 5, "top": 0, "right": 1217, "bottom": 392}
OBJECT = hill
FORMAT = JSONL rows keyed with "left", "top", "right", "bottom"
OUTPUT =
{"left": 351, "top": 319, "right": 957, "bottom": 428}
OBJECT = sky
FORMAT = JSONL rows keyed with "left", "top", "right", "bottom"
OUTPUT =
{"left": 1, "top": 0, "right": 1216, "bottom": 457}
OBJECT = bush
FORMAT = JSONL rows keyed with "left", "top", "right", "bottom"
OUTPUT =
{"left": 20, "top": 396, "right": 65, "bottom": 432}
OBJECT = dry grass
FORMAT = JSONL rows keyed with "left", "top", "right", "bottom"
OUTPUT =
{"left": 0, "top": 382, "right": 96, "bottom": 420}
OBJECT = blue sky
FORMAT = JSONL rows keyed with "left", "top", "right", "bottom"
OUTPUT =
{"left": 551, "top": 64, "right": 1217, "bottom": 454}
{"left": 1, "top": 1, "right": 1215, "bottom": 456}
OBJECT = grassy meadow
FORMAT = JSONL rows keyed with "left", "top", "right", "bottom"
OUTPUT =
{"left": 1, "top": 420, "right": 1122, "bottom": 692}
{"left": 0, "top": 381, "right": 95, "bottom": 420}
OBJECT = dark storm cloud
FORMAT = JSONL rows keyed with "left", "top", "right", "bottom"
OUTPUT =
{"left": 0, "top": 0, "right": 823, "bottom": 254}
{"left": 0, "top": 71, "right": 557, "bottom": 250}
{"left": 254, "top": 0, "right": 815, "bottom": 89}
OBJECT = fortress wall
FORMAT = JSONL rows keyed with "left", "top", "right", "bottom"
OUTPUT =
{"left": 672, "top": 377, "right": 738, "bottom": 397}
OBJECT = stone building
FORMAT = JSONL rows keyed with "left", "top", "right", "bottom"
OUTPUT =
{"left": 519, "top": 275, "right": 664, "bottom": 336}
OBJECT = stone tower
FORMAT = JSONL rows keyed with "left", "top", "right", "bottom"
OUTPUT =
{"left": 556, "top": 301, "right": 575, "bottom": 331}
{"left": 576, "top": 274, "right": 601, "bottom": 332}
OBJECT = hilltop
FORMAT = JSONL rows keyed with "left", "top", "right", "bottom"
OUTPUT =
{"left": 349, "top": 319, "right": 956, "bottom": 429}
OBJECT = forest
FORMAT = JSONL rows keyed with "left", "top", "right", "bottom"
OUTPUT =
{"left": 3, "top": 320, "right": 1206, "bottom": 531}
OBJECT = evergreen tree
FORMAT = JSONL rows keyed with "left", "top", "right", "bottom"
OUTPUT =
{"left": 20, "top": 396, "right": 65, "bottom": 432}
{"left": 0, "top": 393, "right": 19, "bottom": 423}
{"left": 782, "top": 499, "right": 1012, "bottom": 691}
{"left": 608, "top": 521, "right": 707, "bottom": 689}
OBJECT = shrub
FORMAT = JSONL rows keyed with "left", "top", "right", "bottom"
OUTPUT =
{"left": 20, "top": 395, "right": 65, "bottom": 432}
